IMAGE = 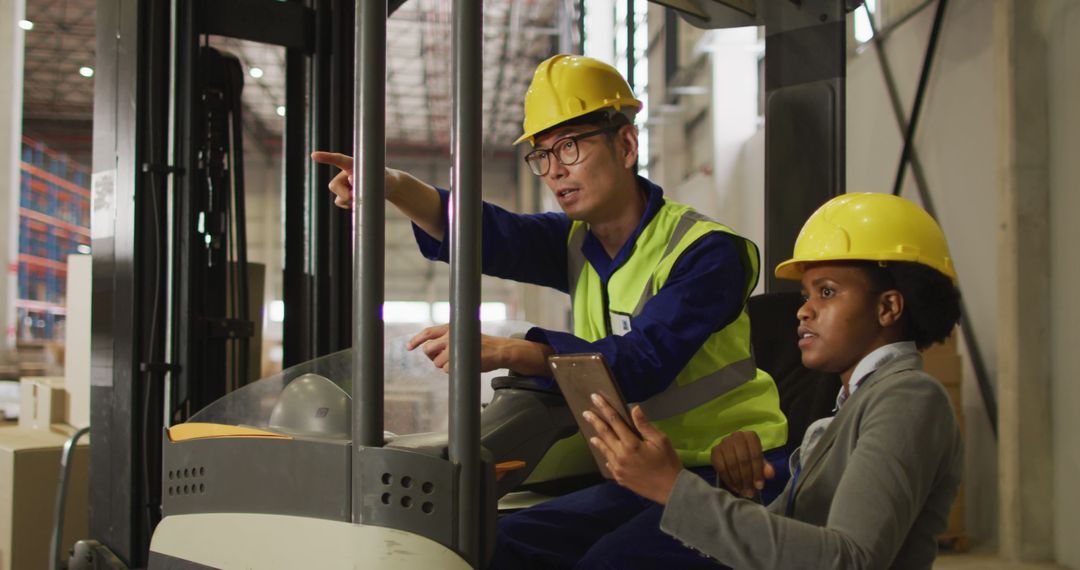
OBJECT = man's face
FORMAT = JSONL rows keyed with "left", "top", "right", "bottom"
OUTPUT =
{"left": 532, "top": 123, "right": 637, "bottom": 223}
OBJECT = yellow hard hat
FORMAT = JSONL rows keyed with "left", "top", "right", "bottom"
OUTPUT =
{"left": 774, "top": 193, "right": 957, "bottom": 283}
{"left": 514, "top": 54, "right": 643, "bottom": 146}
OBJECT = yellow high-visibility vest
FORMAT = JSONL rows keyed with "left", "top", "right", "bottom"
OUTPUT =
{"left": 527, "top": 200, "right": 787, "bottom": 481}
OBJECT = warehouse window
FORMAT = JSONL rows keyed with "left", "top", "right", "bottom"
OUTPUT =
{"left": 584, "top": 0, "right": 650, "bottom": 178}
{"left": 854, "top": 0, "right": 878, "bottom": 44}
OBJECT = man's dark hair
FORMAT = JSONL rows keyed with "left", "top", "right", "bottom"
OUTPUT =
{"left": 535, "top": 109, "right": 633, "bottom": 141}
{"left": 858, "top": 261, "right": 962, "bottom": 350}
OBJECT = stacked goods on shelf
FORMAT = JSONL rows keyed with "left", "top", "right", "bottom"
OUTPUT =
{"left": 16, "top": 137, "right": 90, "bottom": 344}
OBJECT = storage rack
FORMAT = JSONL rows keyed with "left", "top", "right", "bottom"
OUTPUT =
{"left": 17, "top": 137, "right": 91, "bottom": 343}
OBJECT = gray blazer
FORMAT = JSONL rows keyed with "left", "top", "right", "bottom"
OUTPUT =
{"left": 660, "top": 353, "right": 962, "bottom": 569}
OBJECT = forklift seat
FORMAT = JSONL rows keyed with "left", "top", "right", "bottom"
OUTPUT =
{"left": 747, "top": 292, "right": 842, "bottom": 454}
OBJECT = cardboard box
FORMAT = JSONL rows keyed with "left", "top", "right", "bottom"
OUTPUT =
{"left": 0, "top": 425, "right": 89, "bottom": 570}
{"left": 0, "top": 383, "right": 18, "bottom": 421}
{"left": 17, "top": 378, "right": 66, "bottom": 431}
{"left": 922, "top": 332, "right": 961, "bottom": 387}
{"left": 922, "top": 330, "right": 968, "bottom": 549}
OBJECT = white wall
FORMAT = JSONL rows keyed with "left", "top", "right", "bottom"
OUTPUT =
{"left": 651, "top": 25, "right": 765, "bottom": 265}
{"left": 706, "top": 27, "right": 760, "bottom": 225}
{"left": 847, "top": 0, "right": 1001, "bottom": 544}
{"left": 704, "top": 27, "right": 764, "bottom": 290}
{"left": 732, "top": 129, "right": 764, "bottom": 294}
{"left": 1045, "top": 1, "right": 1080, "bottom": 566}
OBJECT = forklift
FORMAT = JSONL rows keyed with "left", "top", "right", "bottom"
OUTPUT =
{"left": 69, "top": 0, "right": 893, "bottom": 567}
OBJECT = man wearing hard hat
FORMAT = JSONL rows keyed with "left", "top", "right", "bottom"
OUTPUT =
{"left": 313, "top": 54, "right": 787, "bottom": 569}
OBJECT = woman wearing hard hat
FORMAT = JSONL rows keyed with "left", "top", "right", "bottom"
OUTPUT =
{"left": 585, "top": 193, "right": 964, "bottom": 569}
{"left": 315, "top": 54, "right": 790, "bottom": 569}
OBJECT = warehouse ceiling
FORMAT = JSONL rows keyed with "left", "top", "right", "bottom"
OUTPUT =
{"left": 19, "top": 0, "right": 566, "bottom": 313}
{"left": 20, "top": 0, "right": 564, "bottom": 155}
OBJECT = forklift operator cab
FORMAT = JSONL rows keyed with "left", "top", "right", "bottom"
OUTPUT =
{"left": 149, "top": 346, "right": 580, "bottom": 568}
{"left": 159, "top": 341, "right": 580, "bottom": 521}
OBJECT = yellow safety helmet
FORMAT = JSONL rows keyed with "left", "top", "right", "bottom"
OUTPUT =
{"left": 774, "top": 193, "right": 957, "bottom": 283}
{"left": 514, "top": 54, "right": 643, "bottom": 146}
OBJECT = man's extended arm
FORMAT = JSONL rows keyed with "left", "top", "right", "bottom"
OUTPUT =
{"left": 413, "top": 187, "right": 571, "bottom": 291}
{"left": 311, "top": 151, "right": 446, "bottom": 240}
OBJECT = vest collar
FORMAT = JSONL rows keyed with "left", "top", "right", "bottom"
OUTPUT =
{"left": 580, "top": 176, "right": 666, "bottom": 281}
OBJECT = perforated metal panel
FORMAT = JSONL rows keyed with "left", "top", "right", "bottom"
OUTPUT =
{"left": 161, "top": 435, "right": 351, "bottom": 521}
{"left": 357, "top": 447, "right": 457, "bottom": 550}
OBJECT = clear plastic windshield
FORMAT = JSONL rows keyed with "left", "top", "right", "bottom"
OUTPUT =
{"left": 187, "top": 320, "right": 536, "bottom": 436}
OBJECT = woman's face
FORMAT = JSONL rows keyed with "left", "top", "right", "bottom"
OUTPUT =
{"left": 796, "top": 263, "right": 898, "bottom": 382}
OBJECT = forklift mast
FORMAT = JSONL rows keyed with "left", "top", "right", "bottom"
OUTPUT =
{"left": 89, "top": 0, "right": 370, "bottom": 564}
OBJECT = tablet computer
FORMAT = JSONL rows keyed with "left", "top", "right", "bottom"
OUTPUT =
{"left": 548, "top": 353, "right": 639, "bottom": 479}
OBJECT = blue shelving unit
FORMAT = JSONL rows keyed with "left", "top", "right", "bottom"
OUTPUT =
{"left": 16, "top": 137, "right": 91, "bottom": 343}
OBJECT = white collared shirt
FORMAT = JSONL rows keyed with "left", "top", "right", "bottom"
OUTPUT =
{"left": 793, "top": 341, "right": 919, "bottom": 473}
{"left": 835, "top": 341, "right": 918, "bottom": 411}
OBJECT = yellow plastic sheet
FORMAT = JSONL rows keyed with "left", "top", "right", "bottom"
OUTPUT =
{"left": 168, "top": 422, "right": 292, "bottom": 442}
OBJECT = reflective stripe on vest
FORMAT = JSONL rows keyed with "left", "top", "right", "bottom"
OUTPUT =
{"left": 630, "top": 210, "right": 708, "bottom": 315}
{"left": 637, "top": 357, "right": 757, "bottom": 420}
{"left": 567, "top": 224, "right": 588, "bottom": 306}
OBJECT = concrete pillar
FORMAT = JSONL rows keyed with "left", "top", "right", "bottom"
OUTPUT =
{"left": 1045, "top": 3, "right": 1080, "bottom": 566}
{"left": 995, "top": 0, "right": 1054, "bottom": 561}
{"left": 0, "top": 0, "right": 27, "bottom": 361}
{"left": 1045, "top": 3, "right": 1080, "bottom": 565}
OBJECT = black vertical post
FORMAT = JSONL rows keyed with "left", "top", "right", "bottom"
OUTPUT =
{"left": 577, "top": 0, "right": 586, "bottom": 52}
{"left": 665, "top": 8, "right": 678, "bottom": 82}
{"left": 763, "top": 0, "right": 846, "bottom": 292}
{"left": 328, "top": 0, "right": 355, "bottom": 352}
{"left": 312, "top": 0, "right": 355, "bottom": 357}
{"left": 283, "top": 40, "right": 312, "bottom": 366}
{"left": 352, "top": 0, "right": 386, "bottom": 524}
{"left": 449, "top": 0, "right": 483, "bottom": 564}
{"left": 626, "top": 0, "right": 636, "bottom": 92}
{"left": 312, "top": 0, "right": 333, "bottom": 356}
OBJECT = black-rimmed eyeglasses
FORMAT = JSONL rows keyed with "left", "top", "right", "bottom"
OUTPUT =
{"left": 523, "top": 126, "right": 619, "bottom": 176}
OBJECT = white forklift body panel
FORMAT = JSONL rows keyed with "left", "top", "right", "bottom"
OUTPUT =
{"left": 149, "top": 513, "right": 471, "bottom": 569}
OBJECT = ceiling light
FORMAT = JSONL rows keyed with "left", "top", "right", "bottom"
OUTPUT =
{"left": 276, "top": 105, "right": 286, "bottom": 117}
{"left": 18, "top": 20, "right": 34, "bottom": 31}
{"left": 249, "top": 67, "right": 264, "bottom": 79}
{"left": 79, "top": 66, "right": 94, "bottom": 78}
